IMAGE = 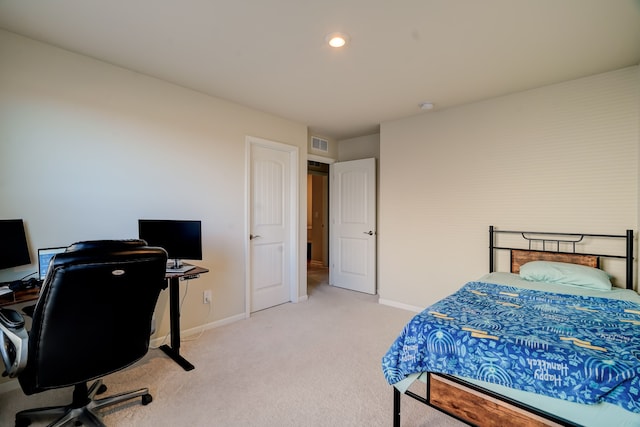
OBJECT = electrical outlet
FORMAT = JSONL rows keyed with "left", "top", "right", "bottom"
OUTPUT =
{"left": 203, "top": 290, "right": 212, "bottom": 304}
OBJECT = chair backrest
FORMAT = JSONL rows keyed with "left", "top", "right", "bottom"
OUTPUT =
{"left": 18, "top": 240, "right": 167, "bottom": 395}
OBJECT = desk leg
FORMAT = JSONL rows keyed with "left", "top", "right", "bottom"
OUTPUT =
{"left": 159, "top": 277, "right": 195, "bottom": 371}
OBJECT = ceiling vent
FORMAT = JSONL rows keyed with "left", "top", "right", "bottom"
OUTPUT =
{"left": 311, "top": 136, "right": 329, "bottom": 152}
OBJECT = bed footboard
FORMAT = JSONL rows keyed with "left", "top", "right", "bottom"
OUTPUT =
{"left": 394, "top": 373, "right": 577, "bottom": 427}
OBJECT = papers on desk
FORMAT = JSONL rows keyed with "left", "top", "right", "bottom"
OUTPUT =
{"left": 0, "top": 286, "right": 12, "bottom": 296}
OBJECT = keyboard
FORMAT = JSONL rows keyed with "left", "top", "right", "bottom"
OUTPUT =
{"left": 0, "top": 279, "right": 42, "bottom": 292}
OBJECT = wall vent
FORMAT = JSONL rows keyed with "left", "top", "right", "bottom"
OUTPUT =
{"left": 311, "top": 136, "right": 329, "bottom": 152}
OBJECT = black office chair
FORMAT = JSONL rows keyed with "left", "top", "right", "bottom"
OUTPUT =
{"left": 0, "top": 240, "right": 167, "bottom": 427}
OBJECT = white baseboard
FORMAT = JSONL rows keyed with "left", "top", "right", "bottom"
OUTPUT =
{"left": 378, "top": 298, "right": 423, "bottom": 313}
{"left": 150, "top": 312, "right": 246, "bottom": 347}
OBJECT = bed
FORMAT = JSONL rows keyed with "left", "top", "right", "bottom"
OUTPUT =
{"left": 382, "top": 226, "right": 640, "bottom": 427}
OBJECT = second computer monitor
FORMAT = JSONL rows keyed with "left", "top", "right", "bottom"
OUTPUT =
{"left": 38, "top": 247, "right": 67, "bottom": 281}
{"left": 138, "top": 219, "right": 202, "bottom": 268}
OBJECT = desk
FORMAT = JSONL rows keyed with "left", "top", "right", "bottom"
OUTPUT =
{"left": 0, "top": 286, "right": 39, "bottom": 308}
{"left": 161, "top": 265, "right": 209, "bottom": 371}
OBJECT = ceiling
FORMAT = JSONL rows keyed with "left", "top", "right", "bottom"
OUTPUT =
{"left": 1, "top": 1, "right": 639, "bottom": 140}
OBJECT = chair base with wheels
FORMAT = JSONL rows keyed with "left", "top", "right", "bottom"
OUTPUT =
{"left": 15, "top": 379, "right": 153, "bottom": 427}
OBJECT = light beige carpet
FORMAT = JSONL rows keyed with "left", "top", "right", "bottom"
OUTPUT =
{"left": 0, "top": 269, "right": 464, "bottom": 426}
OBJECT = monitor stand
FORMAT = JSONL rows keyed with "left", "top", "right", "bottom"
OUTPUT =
{"left": 166, "top": 259, "right": 195, "bottom": 273}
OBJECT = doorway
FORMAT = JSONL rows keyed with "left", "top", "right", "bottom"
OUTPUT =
{"left": 306, "top": 157, "right": 377, "bottom": 295}
{"left": 307, "top": 161, "right": 329, "bottom": 267}
{"left": 307, "top": 159, "right": 330, "bottom": 290}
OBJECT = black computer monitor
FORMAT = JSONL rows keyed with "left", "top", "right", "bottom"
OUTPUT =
{"left": 0, "top": 219, "right": 31, "bottom": 270}
{"left": 138, "top": 219, "right": 202, "bottom": 268}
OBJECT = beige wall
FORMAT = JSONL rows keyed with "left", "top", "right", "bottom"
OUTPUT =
{"left": 338, "top": 133, "right": 380, "bottom": 161}
{"left": 0, "top": 30, "right": 308, "bottom": 346}
{"left": 379, "top": 66, "right": 639, "bottom": 310}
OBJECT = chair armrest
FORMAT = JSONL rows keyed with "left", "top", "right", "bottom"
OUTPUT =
{"left": 0, "top": 308, "right": 28, "bottom": 377}
{"left": 0, "top": 307, "right": 25, "bottom": 328}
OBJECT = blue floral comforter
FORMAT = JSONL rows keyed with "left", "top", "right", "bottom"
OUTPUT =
{"left": 382, "top": 282, "right": 640, "bottom": 413}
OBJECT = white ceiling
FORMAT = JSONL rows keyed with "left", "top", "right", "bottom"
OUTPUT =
{"left": 1, "top": 1, "right": 639, "bottom": 140}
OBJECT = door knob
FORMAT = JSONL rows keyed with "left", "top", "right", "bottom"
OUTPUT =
{"left": 363, "top": 231, "right": 375, "bottom": 236}
{"left": 250, "top": 234, "right": 262, "bottom": 240}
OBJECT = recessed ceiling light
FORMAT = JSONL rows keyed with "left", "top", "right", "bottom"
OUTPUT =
{"left": 419, "top": 102, "right": 434, "bottom": 110}
{"left": 326, "top": 32, "right": 349, "bottom": 48}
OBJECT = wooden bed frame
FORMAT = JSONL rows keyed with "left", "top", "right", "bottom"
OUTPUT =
{"left": 392, "top": 226, "right": 635, "bottom": 427}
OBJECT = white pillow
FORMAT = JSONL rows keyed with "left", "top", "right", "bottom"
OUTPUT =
{"left": 519, "top": 261, "right": 612, "bottom": 291}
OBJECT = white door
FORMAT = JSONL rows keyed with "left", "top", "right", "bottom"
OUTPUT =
{"left": 247, "top": 137, "right": 298, "bottom": 313}
{"left": 329, "top": 158, "right": 376, "bottom": 294}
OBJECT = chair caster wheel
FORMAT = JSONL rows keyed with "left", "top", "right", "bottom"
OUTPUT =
{"left": 142, "top": 393, "right": 153, "bottom": 405}
{"left": 97, "top": 383, "right": 108, "bottom": 395}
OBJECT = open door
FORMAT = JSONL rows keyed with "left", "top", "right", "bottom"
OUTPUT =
{"left": 329, "top": 158, "right": 376, "bottom": 294}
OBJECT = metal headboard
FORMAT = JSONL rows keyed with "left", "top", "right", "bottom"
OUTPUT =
{"left": 489, "top": 225, "right": 634, "bottom": 289}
